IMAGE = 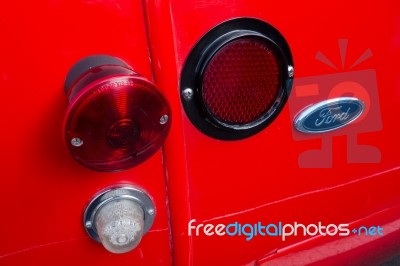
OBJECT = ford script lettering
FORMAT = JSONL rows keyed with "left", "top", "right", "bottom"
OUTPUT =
{"left": 294, "top": 97, "right": 365, "bottom": 134}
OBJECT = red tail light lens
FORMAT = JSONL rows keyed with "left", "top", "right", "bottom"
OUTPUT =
{"left": 180, "top": 18, "right": 294, "bottom": 140}
{"left": 202, "top": 38, "right": 280, "bottom": 124}
{"left": 64, "top": 56, "right": 171, "bottom": 172}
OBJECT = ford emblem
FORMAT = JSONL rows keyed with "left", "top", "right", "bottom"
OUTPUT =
{"left": 294, "top": 97, "right": 365, "bottom": 133}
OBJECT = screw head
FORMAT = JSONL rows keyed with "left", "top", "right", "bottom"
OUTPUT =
{"left": 288, "top": 65, "right": 294, "bottom": 78}
{"left": 85, "top": 221, "right": 92, "bottom": 228}
{"left": 147, "top": 209, "right": 154, "bottom": 215}
{"left": 182, "top": 88, "right": 194, "bottom": 101}
{"left": 71, "top": 137, "right": 83, "bottom": 147}
{"left": 160, "top": 115, "right": 169, "bottom": 125}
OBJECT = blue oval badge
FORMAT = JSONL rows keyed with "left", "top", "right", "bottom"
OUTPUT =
{"left": 294, "top": 97, "right": 365, "bottom": 133}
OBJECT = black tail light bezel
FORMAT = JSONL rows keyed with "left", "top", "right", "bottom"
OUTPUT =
{"left": 180, "top": 18, "right": 294, "bottom": 140}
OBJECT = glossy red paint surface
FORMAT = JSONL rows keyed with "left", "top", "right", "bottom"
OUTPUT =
{"left": 0, "top": 0, "right": 399, "bottom": 265}
{"left": 0, "top": 0, "right": 171, "bottom": 265}
{"left": 257, "top": 204, "right": 400, "bottom": 265}
{"left": 145, "top": 0, "right": 400, "bottom": 265}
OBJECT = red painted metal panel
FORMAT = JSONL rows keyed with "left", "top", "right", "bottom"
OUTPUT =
{"left": 0, "top": 0, "right": 399, "bottom": 265}
{"left": 144, "top": 0, "right": 400, "bottom": 265}
{"left": 257, "top": 205, "right": 400, "bottom": 265}
{"left": 0, "top": 0, "right": 171, "bottom": 265}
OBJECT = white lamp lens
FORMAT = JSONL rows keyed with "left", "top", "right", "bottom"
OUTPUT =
{"left": 95, "top": 199, "right": 145, "bottom": 254}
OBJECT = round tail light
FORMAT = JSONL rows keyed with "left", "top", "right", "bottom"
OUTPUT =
{"left": 180, "top": 18, "right": 294, "bottom": 140}
{"left": 64, "top": 55, "right": 171, "bottom": 172}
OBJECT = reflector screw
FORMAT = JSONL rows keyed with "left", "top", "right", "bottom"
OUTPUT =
{"left": 182, "top": 88, "right": 194, "bottom": 101}
{"left": 71, "top": 137, "right": 83, "bottom": 147}
{"left": 85, "top": 221, "right": 92, "bottom": 228}
{"left": 160, "top": 115, "right": 169, "bottom": 125}
{"left": 288, "top": 65, "right": 294, "bottom": 78}
{"left": 147, "top": 209, "right": 155, "bottom": 215}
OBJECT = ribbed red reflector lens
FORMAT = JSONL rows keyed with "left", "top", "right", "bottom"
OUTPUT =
{"left": 202, "top": 38, "right": 280, "bottom": 124}
{"left": 64, "top": 64, "right": 171, "bottom": 172}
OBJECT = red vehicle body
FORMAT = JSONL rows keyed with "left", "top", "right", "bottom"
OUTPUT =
{"left": 0, "top": 0, "right": 399, "bottom": 265}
